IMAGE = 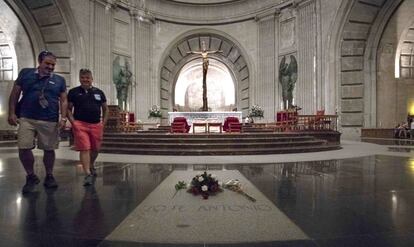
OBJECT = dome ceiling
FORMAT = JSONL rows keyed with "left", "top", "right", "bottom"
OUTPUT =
{"left": 164, "top": 0, "right": 244, "bottom": 4}
{"left": 149, "top": 0, "right": 290, "bottom": 24}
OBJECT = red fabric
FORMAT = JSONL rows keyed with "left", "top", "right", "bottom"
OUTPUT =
{"left": 72, "top": 120, "right": 103, "bottom": 151}
{"left": 128, "top": 112, "right": 135, "bottom": 122}
{"left": 172, "top": 117, "right": 190, "bottom": 133}
{"left": 223, "top": 117, "right": 240, "bottom": 132}
{"left": 315, "top": 109, "right": 325, "bottom": 121}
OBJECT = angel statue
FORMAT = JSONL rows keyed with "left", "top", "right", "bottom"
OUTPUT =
{"left": 279, "top": 55, "right": 298, "bottom": 109}
{"left": 187, "top": 41, "right": 222, "bottom": 111}
{"left": 113, "top": 56, "right": 133, "bottom": 111}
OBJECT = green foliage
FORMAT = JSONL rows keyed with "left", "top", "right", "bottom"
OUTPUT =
{"left": 148, "top": 105, "right": 162, "bottom": 118}
{"left": 175, "top": 181, "right": 187, "bottom": 191}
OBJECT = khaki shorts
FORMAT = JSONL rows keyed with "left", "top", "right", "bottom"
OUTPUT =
{"left": 17, "top": 118, "right": 59, "bottom": 150}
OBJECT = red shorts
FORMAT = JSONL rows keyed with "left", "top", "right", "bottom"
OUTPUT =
{"left": 72, "top": 120, "right": 103, "bottom": 151}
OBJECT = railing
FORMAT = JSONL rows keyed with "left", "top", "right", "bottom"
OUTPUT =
{"left": 257, "top": 115, "right": 338, "bottom": 132}
{"left": 296, "top": 115, "right": 338, "bottom": 131}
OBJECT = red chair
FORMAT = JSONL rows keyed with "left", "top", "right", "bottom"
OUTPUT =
{"left": 170, "top": 117, "right": 190, "bottom": 133}
{"left": 276, "top": 110, "right": 298, "bottom": 131}
{"left": 223, "top": 117, "right": 241, "bottom": 132}
{"left": 228, "top": 122, "right": 242, "bottom": 132}
{"left": 315, "top": 109, "right": 331, "bottom": 130}
{"left": 128, "top": 112, "right": 135, "bottom": 123}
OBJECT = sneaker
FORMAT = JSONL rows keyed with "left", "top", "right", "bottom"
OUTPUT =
{"left": 22, "top": 174, "right": 40, "bottom": 194}
{"left": 90, "top": 167, "right": 97, "bottom": 177}
{"left": 43, "top": 174, "right": 58, "bottom": 188}
{"left": 83, "top": 174, "right": 94, "bottom": 186}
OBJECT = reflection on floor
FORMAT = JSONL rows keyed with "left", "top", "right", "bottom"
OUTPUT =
{"left": 361, "top": 137, "right": 414, "bottom": 146}
{"left": 1, "top": 155, "right": 414, "bottom": 246}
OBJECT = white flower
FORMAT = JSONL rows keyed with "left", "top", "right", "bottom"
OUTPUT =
{"left": 198, "top": 176, "right": 204, "bottom": 182}
{"left": 201, "top": 185, "right": 208, "bottom": 191}
{"left": 211, "top": 174, "right": 217, "bottom": 180}
{"left": 148, "top": 105, "right": 162, "bottom": 118}
{"left": 248, "top": 104, "right": 264, "bottom": 118}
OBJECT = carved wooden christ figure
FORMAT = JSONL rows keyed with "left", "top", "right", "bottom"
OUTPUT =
{"left": 188, "top": 41, "right": 222, "bottom": 111}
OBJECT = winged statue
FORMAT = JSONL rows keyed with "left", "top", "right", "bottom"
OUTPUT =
{"left": 279, "top": 55, "right": 298, "bottom": 109}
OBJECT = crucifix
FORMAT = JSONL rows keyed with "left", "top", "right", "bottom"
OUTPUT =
{"left": 188, "top": 41, "right": 222, "bottom": 111}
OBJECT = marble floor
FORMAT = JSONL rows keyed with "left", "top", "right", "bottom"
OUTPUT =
{"left": 1, "top": 140, "right": 414, "bottom": 246}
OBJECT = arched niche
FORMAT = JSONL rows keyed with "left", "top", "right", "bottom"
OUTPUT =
{"left": 159, "top": 33, "right": 250, "bottom": 117}
{"left": 327, "top": 0, "right": 402, "bottom": 139}
{"left": 5, "top": 0, "right": 85, "bottom": 85}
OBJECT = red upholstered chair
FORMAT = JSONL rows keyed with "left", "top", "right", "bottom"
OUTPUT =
{"left": 228, "top": 122, "right": 242, "bottom": 132}
{"left": 170, "top": 122, "right": 187, "bottom": 133}
{"left": 308, "top": 109, "right": 327, "bottom": 130}
{"left": 128, "top": 112, "right": 135, "bottom": 123}
{"left": 125, "top": 112, "right": 140, "bottom": 132}
{"left": 223, "top": 117, "right": 241, "bottom": 132}
{"left": 315, "top": 109, "right": 332, "bottom": 130}
{"left": 275, "top": 110, "right": 298, "bottom": 131}
{"left": 171, "top": 117, "right": 191, "bottom": 133}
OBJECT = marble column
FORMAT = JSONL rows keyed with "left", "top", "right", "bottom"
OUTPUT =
{"left": 93, "top": 2, "right": 112, "bottom": 104}
{"left": 135, "top": 20, "right": 153, "bottom": 121}
{"left": 256, "top": 10, "right": 276, "bottom": 121}
{"left": 297, "top": 0, "right": 317, "bottom": 114}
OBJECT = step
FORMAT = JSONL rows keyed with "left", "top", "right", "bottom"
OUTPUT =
{"left": 0, "top": 140, "right": 17, "bottom": 147}
{"left": 103, "top": 132, "right": 317, "bottom": 139}
{"left": 101, "top": 139, "right": 327, "bottom": 149}
{"left": 100, "top": 144, "right": 341, "bottom": 155}
{"left": 103, "top": 136, "right": 316, "bottom": 143}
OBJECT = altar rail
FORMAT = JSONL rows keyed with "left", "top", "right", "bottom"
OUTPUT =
{"left": 261, "top": 115, "right": 338, "bottom": 132}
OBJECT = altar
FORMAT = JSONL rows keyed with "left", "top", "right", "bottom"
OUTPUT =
{"left": 168, "top": 111, "right": 242, "bottom": 126}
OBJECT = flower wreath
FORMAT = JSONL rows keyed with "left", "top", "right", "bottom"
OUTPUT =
{"left": 187, "top": 171, "right": 222, "bottom": 199}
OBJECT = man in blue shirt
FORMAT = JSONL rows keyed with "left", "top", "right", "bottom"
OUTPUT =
{"left": 8, "top": 50, "right": 68, "bottom": 193}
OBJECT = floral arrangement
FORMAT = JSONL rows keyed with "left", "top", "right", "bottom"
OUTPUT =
{"left": 248, "top": 104, "right": 264, "bottom": 118}
{"left": 187, "top": 171, "right": 222, "bottom": 199}
{"left": 173, "top": 175, "right": 256, "bottom": 202}
{"left": 148, "top": 105, "right": 162, "bottom": 118}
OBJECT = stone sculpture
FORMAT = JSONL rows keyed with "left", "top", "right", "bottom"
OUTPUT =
{"left": 279, "top": 55, "right": 298, "bottom": 109}
{"left": 113, "top": 56, "right": 132, "bottom": 111}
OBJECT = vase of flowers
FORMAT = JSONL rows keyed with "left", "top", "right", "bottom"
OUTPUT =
{"left": 187, "top": 171, "right": 222, "bottom": 199}
{"left": 248, "top": 104, "right": 264, "bottom": 123}
{"left": 148, "top": 105, "right": 162, "bottom": 124}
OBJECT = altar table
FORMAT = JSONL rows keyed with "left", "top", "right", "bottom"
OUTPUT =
{"left": 168, "top": 111, "right": 242, "bottom": 127}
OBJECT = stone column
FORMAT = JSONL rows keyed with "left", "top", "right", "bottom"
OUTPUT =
{"left": 255, "top": 9, "right": 277, "bottom": 121}
{"left": 135, "top": 18, "right": 153, "bottom": 121}
{"left": 296, "top": 0, "right": 317, "bottom": 114}
{"left": 93, "top": 2, "right": 112, "bottom": 103}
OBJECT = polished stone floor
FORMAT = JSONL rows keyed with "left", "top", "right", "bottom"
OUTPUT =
{"left": 1, "top": 143, "right": 414, "bottom": 246}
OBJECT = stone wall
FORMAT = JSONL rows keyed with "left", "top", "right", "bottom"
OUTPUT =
{"left": 4, "top": 0, "right": 412, "bottom": 141}
{"left": 377, "top": 0, "right": 414, "bottom": 128}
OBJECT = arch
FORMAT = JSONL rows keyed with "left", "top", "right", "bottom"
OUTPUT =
{"left": 4, "top": 0, "right": 84, "bottom": 86}
{"left": 328, "top": 0, "right": 402, "bottom": 139}
{"left": 175, "top": 58, "right": 236, "bottom": 111}
{"left": 159, "top": 31, "right": 251, "bottom": 117}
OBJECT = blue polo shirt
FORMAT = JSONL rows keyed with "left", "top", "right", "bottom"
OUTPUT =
{"left": 16, "top": 68, "right": 66, "bottom": 122}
